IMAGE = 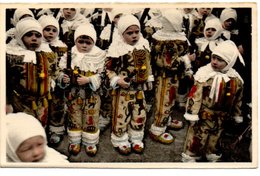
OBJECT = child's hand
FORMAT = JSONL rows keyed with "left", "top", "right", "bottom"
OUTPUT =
{"left": 63, "top": 74, "right": 70, "bottom": 84}
{"left": 117, "top": 76, "right": 130, "bottom": 89}
{"left": 188, "top": 53, "right": 196, "bottom": 62}
{"left": 77, "top": 76, "right": 90, "bottom": 85}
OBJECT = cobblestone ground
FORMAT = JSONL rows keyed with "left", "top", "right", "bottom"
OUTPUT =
{"left": 51, "top": 105, "right": 251, "bottom": 163}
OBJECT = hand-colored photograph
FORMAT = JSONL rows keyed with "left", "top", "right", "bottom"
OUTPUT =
{"left": 0, "top": 2, "right": 257, "bottom": 169}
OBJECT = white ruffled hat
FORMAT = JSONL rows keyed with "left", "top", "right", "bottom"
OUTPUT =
{"left": 212, "top": 40, "right": 245, "bottom": 71}
{"left": 160, "top": 9, "right": 183, "bottom": 33}
{"left": 15, "top": 18, "right": 43, "bottom": 49}
{"left": 204, "top": 18, "right": 223, "bottom": 40}
{"left": 74, "top": 24, "right": 96, "bottom": 43}
{"left": 220, "top": 8, "right": 237, "bottom": 23}
{"left": 12, "top": 8, "right": 34, "bottom": 26}
{"left": 117, "top": 14, "right": 140, "bottom": 35}
{"left": 6, "top": 112, "right": 47, "bottom": 162}
{"left": 38, "top": 15, "right": 60, "bottom": 34}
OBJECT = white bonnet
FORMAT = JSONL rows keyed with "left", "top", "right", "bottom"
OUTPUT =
{"left": 197, "top": 8, "right": 213, "bottom": 13}
{"left": 6, "top": 112, "right": 47, "bottom": 162}
{"left": 212, "top": 40, "right": 244, "bottom": 71}
{"left": 62, "top": 8, "right": 81, "bottom": 21}
{"left": 110, "top": 8, "right": 130, "bottom": 20}
{"left": 38, "top": 15, "right": 60, "bottom": 34}
{"left": 15, "top": 18, "right": 43, "bottom": 48}
{"left": 160, "top": 9, "right": 183, "bottom": 32}
{"left": 220, "top": 8, "right": 237, "bottom": 23}
{"left": 117, "top": 14, "right": 140, "bottom": 35}
{"left": 74, "top": 24, "right": 97, "bottom": 43}
{"left": 204, "top": 18, "right": 223, "bottom": 40}
{"left": 12, "top": 8, "right": 34, "bottom": 26}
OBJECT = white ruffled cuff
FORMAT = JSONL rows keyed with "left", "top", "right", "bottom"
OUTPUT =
{"left": 49, "top": 125, "right": 65, "bottom": 134}
{"left": 233, "top": 116, "right": 243, "bottom": 123}
{"left": 150, "top": 124, "right": 167, "bottom": 136}
{"left": 50, "top": 79, "right": 56, "bottom": 91}
{"left": 110, "top": 76, "right": 120, "bottom": 89}
{"left": 89, "top": 74, "right": 101, "bottom": 91}
{"left": 67, "top": 130, "right": 82, "bottom": 144}
{"left": 184, "top": 113, "right": 199, "bottom": 121}
{"left": 128, "top": 127, "right": 144, "bottom": 143}
{"left": 147, "top": 75, "right": 154, "bottom": 82}
{"left": 111, "top": 133, "right": 129, "bottom": 147}
{"left": 57, "top": 73, "right": 70, "bottom": 89}
{"left": 82, "top": 130, "right": 100, "bottom": 145}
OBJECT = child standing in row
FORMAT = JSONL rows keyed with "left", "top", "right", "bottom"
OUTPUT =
{"left": 182, "top": 40, "right": 245, "bottom": 162}
{"left": 105, "top": 14, "right": 154, "bottom": 155}
{"left": 6, "top": 18, "right": 55, "bottom": 128}
{"left": 58, "top": 8, "right": 89, "bottom": 46}
{"left": 192, "top": 18, "right": 224, "bottom": 73}
{"left": 148, "top": 10, "right": 193, "bottom": 144}
{"left": 59, "top": 24, "right": 106, "bottom": 156}
{"left": 220, "top": 8, "right": 244, "bottom": 54}
{"left": 38, "top": 15, "right": 68, "bottom": 145}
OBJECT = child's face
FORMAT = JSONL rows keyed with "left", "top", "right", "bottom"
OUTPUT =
{"left": 63, "top": 8, "right": 76, "bottom": 20}
{"left": 75, "top": 36, "right": 94, "bottom": 53}
{"left": 211, "top": 54, "right": 228, "bottom": 72}
{"left": 205, "top": 28, "right": 216, "bottom": 38}
{"left": 198, "top": 8, "right": 211, "bottom": 17}
{"left": 184, "top": 8, "right": 193, "bottom": 14}
{"left": 22, "top": 31, "right": 42, "bottom": 51}
{"left": 223, "top": 18, "right": 236, "bottom": 31}
{"left": 43, "top": 25, "right": 58, "bottom": 42}
{"left": 16, "top": 135, "right": 45, "bottom": 162}
{"left": 122, "top": 25, "right": 140, "bottom": 46}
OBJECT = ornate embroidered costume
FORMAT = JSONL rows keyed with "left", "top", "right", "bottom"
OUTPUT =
{"left": 59, "top": 24, "right": 106, "bottom": 156}
{"left": 106, "top": 15, "right": 154, "bottom": 155}
{"left": 149, "top": 10, "right": 192, "bottom": 144}
{"left": 182, "top": 40, "right": 245, "bottom": 162}
{"left": 6, "top": 18, "right": 54, "bottom": 127}
{"left": 38, "top": 15, "right": 68, "bottom": 145}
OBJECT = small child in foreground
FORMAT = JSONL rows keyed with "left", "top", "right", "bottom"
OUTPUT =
{"left": 6, "top": 112, "right": 69, "bottom": 163}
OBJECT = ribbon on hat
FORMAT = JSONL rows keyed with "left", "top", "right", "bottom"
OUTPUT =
{"left": 209, "top": 72, "right": 230, "bottom": 102}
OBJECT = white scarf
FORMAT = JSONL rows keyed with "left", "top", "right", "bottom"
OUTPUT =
{"left": 194, "top": 64, "right": 243, "bottom": 102}
{"left": 194, "top": 40, "right": 244, "bottom": 102}
{"left": 71, "top": 45, "right": 106, "bottom": 72}
{"left": 195, "top": 18, "right": 224, "bottom": 52}
{"left": 107, "top": 14, "right": 150, "bottom": 57}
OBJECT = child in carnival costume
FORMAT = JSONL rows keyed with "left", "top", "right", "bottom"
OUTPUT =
{"left": 59, "top": 24, "right": 106, "bottom": 156}
{"left": 38, "top": 15, "right": 68, "bottom": 146}
{"left": 6, "top": 8, "right": 35, "bottom": 43}
{"left": 6, "top": 112, "right": 69, "bottom": 163}
{"left": 98, "top": 9, "right": 130, "bottom": 132}
{"left": 143, "top": 8, "right": 163, "bottom": 43}
{"left": 6, "top": 18, "right": 56, "bottom": 128}
{"left": 219, "top": 8, "right": 244, "bottom": 54}
{"left": 105, "top": 14, "right": 154, "bottom": 155}
{"left": 190, "top": 8, "right": 217, "bottom": 40}
{"left": 58, "top": 8, "right": 89, "bottom": 46}
{"left": 182, "top": 40, "right": 245, "bottom": 162}
{"left": 98, "top": 8, "right": 128, "bottom": 50}
{"left": 148, "top": 10, "right": 193, "bottom": 144}
{"left": 192, "top": 18, "right": 224, "bottom": 73}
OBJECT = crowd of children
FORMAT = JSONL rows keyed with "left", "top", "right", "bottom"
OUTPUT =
{"left": 5, "top": 7, "right": 252, "bottom": 163}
